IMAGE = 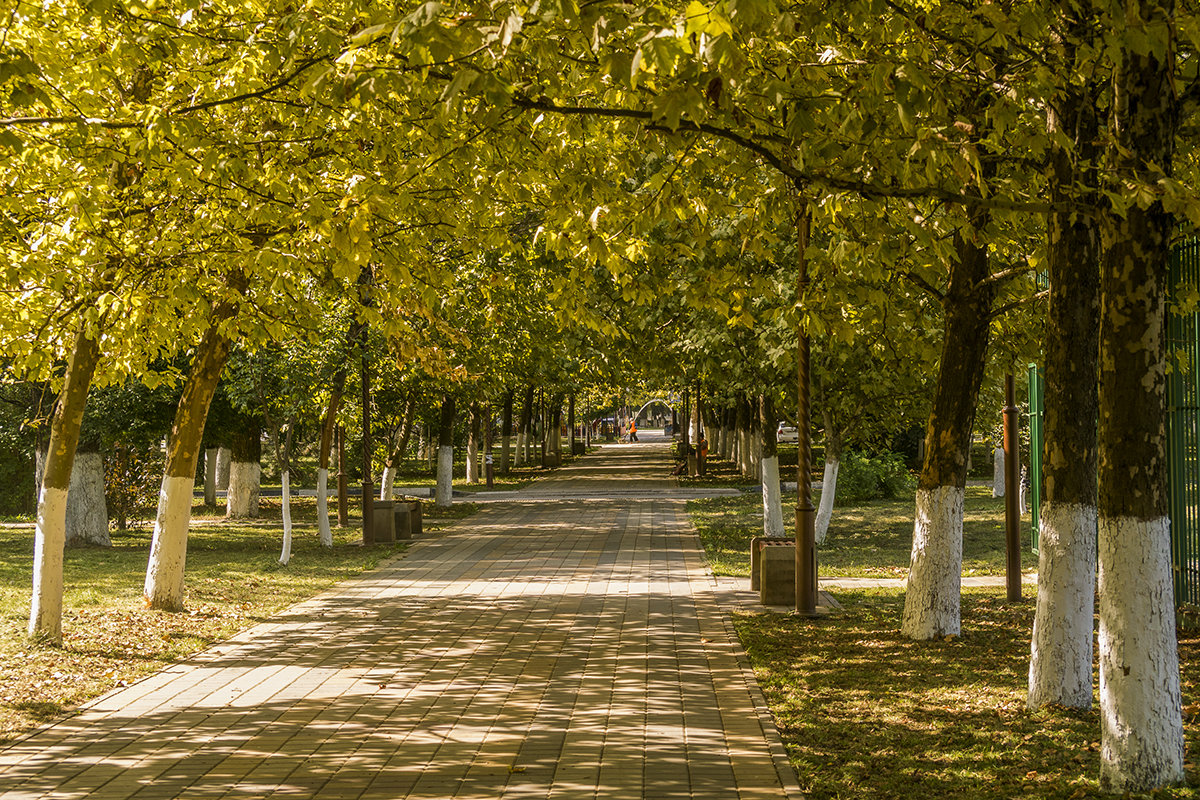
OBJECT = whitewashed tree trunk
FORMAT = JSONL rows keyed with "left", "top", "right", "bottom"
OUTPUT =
{"left": 30, "top": 330, "right": 102, "bottom": 643}
{"left": 316, "top": 467, "right": 333, "bottom": 547}
{"left": 737, "top": 426, "right": 746, "bottom": 473}
{"left": 515, "top": 430, "right": 526, "bottom": 466}
{"left": 226, "top": 461, "right": 261, "bottom": 518}
{"left": 278, "top": 471, "right": 293, "bottom": 566}
{"left": 466, "top": 436, "right": 479, "bottom": 483}
{"left": 30, "top": 486, "right": 68, "bottom": 640}
{"left": 435, "top": 445, "right": 454, "bottom": 508}
{"left": 145, "top": 475, "right": 194, "bottom": 609}
{"left": 1098, "top": 516, "right": 1184, "bottom": 791}
{"left": 815, "top": 455, "right": 840, "bottom": 546}
{"left": 215, "top": 446, "right": 231, "bottom": 491}
{"left": 65, "top": 451, "right": 110, "bottom": 547}
{"left": 204, "top": 447, "right": 218, "bottom": 506}
{"left": 992, "top": 446, "right": 1005, "bottom": 497}
{"left": 380, "top": 465, "right": 396, "bottom": 501}
{"left": 761, "top": 455, "right": 785, "bottom": 537}
{"left": 1028, "top": 502, "right": 1096, "bottom": 709}
{"left": 901, "top": 486, "right": 964, "bottom": 639}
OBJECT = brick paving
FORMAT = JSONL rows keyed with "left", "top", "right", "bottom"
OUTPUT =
{"left": 0, "top": 441, "right": 799, "bottom": 800}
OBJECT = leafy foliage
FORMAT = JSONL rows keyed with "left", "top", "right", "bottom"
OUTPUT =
{"left": 835, "top": 451, "right": 916, "bottom": 504}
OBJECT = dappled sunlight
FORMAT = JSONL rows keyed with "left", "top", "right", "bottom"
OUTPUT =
{"left": 0, "top": 445, "right": 795, "bottom": 798}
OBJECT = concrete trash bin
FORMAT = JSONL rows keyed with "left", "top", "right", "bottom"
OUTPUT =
{"left": 373, "top": 501, "right": 396, "bottom": 543}
{"left": 758, "top": 540, "right": 797, "bottom": 605}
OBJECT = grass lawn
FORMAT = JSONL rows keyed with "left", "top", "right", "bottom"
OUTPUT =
{"left": 689, "top": 484, "right": 1036, "bottom": 578}
{"left": 0, "top": 496, "right": 475, "bottom": 744}
{"left": 734, "top": 588, "right": 1200, "bottom": 799}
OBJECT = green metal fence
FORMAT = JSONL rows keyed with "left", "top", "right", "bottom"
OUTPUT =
{"left": 1168, "top": 238, "right": 1200, "bottom": 608}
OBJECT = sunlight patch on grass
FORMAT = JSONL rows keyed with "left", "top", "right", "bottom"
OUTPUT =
{"left": 689, "top": 486, "right": 1035, "bottom": 578}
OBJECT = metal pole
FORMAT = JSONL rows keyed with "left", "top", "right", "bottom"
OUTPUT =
{"left": 795, "top": 200, "right": 818, "bottom": 615}
{"left": 1004, "top": 373, "right": 1021, "bottom": 601}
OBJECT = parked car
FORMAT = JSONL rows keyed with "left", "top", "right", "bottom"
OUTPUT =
{"left": 776, "top": 423, "right": 799, "bottom": 444}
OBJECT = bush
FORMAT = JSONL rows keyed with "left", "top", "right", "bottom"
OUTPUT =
{"left": 834, "top": 451, "right": 916, "bottom": 503}
{"left": 105, "top": 443, "right": 165, "bottom": 531}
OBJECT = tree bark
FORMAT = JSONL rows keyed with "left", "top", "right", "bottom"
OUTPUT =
{"left": 65, "top": 445, "right": 110, "bottom": 547}
{"left": 435, "top": 395, "right": 456, "bottom": 508}
{"left": 901, "top": 212, "right": 995, "bottom": 640}
{"left": 500, "top": 386, "right": 514, "bottom": 473}
{"left": 144, "top": 311, "right": 235, "bottom": 612}
{"left": 29, "top": 328, "right": 102, "bottom": 643}
{"left": 550, "top": 393, "right": 563, "bottom": 465}
{"left": 203, "top": 447, "right": 218, "bottom": 506}
{"left": 226, "top": 416, "right": 261, "bottom": 519}
{"left": 760, "top": 395, "right": 785, "bottom": 537}
{"left": 1028, "top": 38, "right": 1102, "bottom": 712}
{"left": 815, "top": 419, "right": 842, "bottom": 546}
{"left": 215, "top": 446, "right": 231, "bottom": 490}
{"left": 568, "top": 394, "right": 576, "bottom": 457}
{"left": 278, "top": 424, "right": 295, "bottom": 566}
{"left": 516, "top": 385, "right": 533, "bottom": 466}
{"left": 466, "top": 401, "right": 481, "bottom": 483}
{"left": 381, "top": 391, "right": 415, "bottom": 501}
{"left": 1097, "top": 5, "right": 1183, "bottom": 787}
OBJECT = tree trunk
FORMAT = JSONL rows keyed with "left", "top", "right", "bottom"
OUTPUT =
{"left": 568, "top": 394, "right": 576, "bottom": 457}
{"left": 144, "top": 313, "right": 235, "bottom": 612}
{"left": 382, "top": 392, "right": 416, "bottom": 501}
{"left": 315, "top": 368, "right": 346, "bottom": 547}
{"left": 760, "top": 395, "right": 785, "bottom": 537}
{"left": 337, "top": 423, "right": 349, "bottom": 528}
{"left": 1028, "top": 45, "right": 1102, "bottom": 712}
{"left": 901, "top": 215, "right": 995, "bottom": 640}
{"left": 551, "top": 394, "right": 563, "bottom": 465}
{"left": 203, "top": 447, "right": 218, "bottom": 506}
{"left": 500, "top": 387, "right": 514, "bottom": 473}
{"left": 226, "top": 417, "right": 262, "bottom": 519}
{"left": 29, "top": 328, "right": 102, "bottom": 643}
{"left": 815, "top": 423, "right": 842, "bottom": 546}
{"left": 749, "top": 401, "right": 762, "bottom": 480}
{"left": 278, "top": 470, "right": 293, "bottom": 565}
{"left": 992, "top": 446, "right": 1005, "bottom": 498}
{"left": 215, "top": 446, "right": 231, "bottom": 490}
{"left": 277, "top": 424, "right": 295, "bottom": 566}
{"left": 1097, "top": 7, "right": 1183, "bottom": 788}
{"left": 466, "top": 401, "right": 481, "bottom": 483}
{"left": 436, "top": 395, "right": 455, "bottom": 508}
{"left": 516, "top": 385, "right": 533, "bottom": 466}
{"left": 65, "top": 446, "right": 109, "bottom": 547}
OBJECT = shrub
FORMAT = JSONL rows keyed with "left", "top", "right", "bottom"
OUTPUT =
{"left": 105, "top": 443, "right": 165, "bottom": 531}
{"left": 834, "top": 451, "right": 916, "bottom": 504}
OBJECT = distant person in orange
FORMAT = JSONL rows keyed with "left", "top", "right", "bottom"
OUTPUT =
{"left": 698, "top": 433, "right": 708, "bottom": 475}
{"left": 630, "top": 420, "right": 639, "bottom": 442}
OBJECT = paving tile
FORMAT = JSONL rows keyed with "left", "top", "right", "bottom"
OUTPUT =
{"left": 0, "top": 441, "right": 799, "bottom": 799}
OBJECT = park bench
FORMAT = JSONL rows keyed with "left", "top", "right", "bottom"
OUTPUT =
{"left": 371, "top": 500, "right": 424, "bottom": 543}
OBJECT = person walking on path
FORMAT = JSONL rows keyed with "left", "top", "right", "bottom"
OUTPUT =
{"left": 629, "top": 419, "right": 639, "bottom": 442}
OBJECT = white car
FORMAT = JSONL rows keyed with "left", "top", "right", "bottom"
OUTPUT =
{"left": 776, "top": 423, "right": 799, "bottom": 444}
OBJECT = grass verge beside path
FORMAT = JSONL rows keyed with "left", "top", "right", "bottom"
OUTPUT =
{"left": 690, "top": 485, "right": 1037, "bottom": 577}
{"left": 0, "top": 498, "right": 476, "bottom": 744}
{"left": 735, "top": 588, "right": 1200, "bottom": 799}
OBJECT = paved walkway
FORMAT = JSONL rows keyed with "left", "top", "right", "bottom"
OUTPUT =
{"left": 0, "top": 442, "right": 799, "bottom": 800}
